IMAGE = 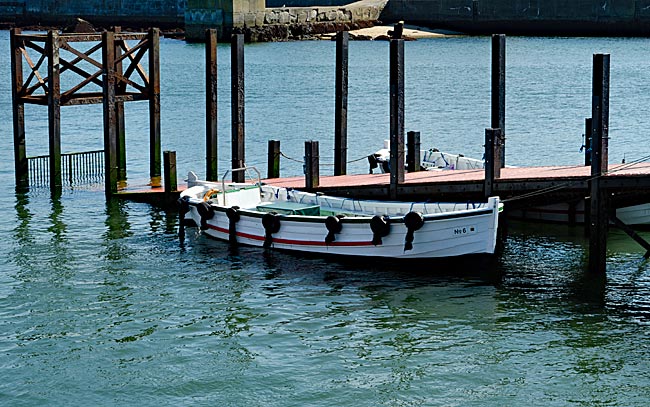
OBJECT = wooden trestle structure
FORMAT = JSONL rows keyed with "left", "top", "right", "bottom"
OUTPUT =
{"left": 10, "top": 27, "right": 161, "bottom": 197}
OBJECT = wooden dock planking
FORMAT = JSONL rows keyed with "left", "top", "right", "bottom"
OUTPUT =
{"left": 263, "top": 163, "right": 650, "bottom": 207}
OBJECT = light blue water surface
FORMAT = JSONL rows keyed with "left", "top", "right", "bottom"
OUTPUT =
{"left": 0, "top": 31, "right": 649, "bottom": 406}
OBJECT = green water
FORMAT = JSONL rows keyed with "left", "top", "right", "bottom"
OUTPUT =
{"left": 1, "top": 31, "right": 649, "bottom": 405}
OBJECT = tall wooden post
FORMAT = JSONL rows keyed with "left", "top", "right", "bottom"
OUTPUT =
{"left": 484, "top": 128, "right": 502, "bottom": 198}
{"left": 206, "top": 29, "right": 219, "bottom": 181}
{"left": 334, "top": 31, "right": 349, "bottom": 176}
{"left": 588, "top": 53, "right": 610, "bottom": 274}
{"left": 305, "top": 140, "right": 319, "bottom": 189}
{"left": 113, "top": 27, "right": 127, "bottom": 181}
{"left": 491, "top": 34, "right": 506, "bottom": 168}
{"left": 406, "top": 131, "right": 421, "bottom": 172}
{"left": 102, "top": 31, "right": 118, "bottom": 196}
{"left": 231, "top": 34, "right": 245, "bottom": 183}
{"left": 389, "top": 39, "right": 405, "bottom": 200}
{"left": 584, "top": 117, "right": 593, "bottom": 166}
{"left": 10, "top": 28, "right": 28, "bottom": 189}
{"left": 268, "top": 139, "right": 280, "bottom": 179}
{"left": 47, "top": 30, "right": 62, "bottom": 195}
{"left": 149, "top": 28, "right": 161, "bottom": 180}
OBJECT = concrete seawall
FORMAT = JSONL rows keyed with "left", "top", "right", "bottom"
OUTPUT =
{"left": 185, "top": 0, "right": 387, "bottom": 40}
{"left": 380, "top": 0, "right": 650, "bottom": 36}
{"left": 3, "top": 0, "right": 185, "bottom": 28}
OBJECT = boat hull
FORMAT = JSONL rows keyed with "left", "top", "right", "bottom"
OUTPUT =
{"left": 180, "top": 176, "right": 501, "bottom": 260}
{"left": 185, "top": 204, "right": 499, "bottom": 259}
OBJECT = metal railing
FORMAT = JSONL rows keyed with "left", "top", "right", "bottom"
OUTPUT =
{"left": 28, "top": 150, "right": 104, "bottom": 187}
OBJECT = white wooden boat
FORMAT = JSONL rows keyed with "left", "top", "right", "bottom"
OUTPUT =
{"left": 179, "top": 168, "right": 503, "bottom": 259}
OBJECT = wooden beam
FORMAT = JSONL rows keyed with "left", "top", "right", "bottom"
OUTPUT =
{"left": 102, "top": 30, "right": 118, "bottom": 196}
{"left": 114, "top": 27, "right": 127, "bottom": 181}
{"left": 47, "top": 30, "right": 62, "bottom": 195}
{"left": 584, "top": 117, "right": 592, "bottom": 166}
{"left": 231, "top": 34, "right": 245, "bottom": 183}
{"left": 334, "top": 31, "right": 349, "bottom": 176}
{"left": 389, "top": 38, "right": 405, "bottom": 200}
{"left": 484, "top": 128, "right": 502, "bottom": 198}
{"left": 406, "top": 131, "right": 420, "bottom": 173}
{"left": 11, "top": 28, "right": 28, "bottom": 189}
{"left": 206, "top": 29, "right": 219, "bottom": 181}
{"left": 305, "top": 141, "right": 319, "bottom": 189}
{"left": 164, "top": 150, "right": 178, "bottom": 193}
{"left": 588, "top": 53, "right": 610, "bottom": 274}
{"left": 268, "top": 139, "right": 280, "bottom": 179}
{"left": 148, "top": 28, "right": 161, "bottom": 179}
{"left": 491, "top": 34, "right": 506, "bottom": 168}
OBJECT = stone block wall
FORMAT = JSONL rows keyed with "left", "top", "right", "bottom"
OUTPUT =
{"left": 185, "top": 0, "right": 387, "bottom": 40}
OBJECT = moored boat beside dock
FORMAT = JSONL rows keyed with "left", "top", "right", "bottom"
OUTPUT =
{"left": 180, "top": 169, "right": 503, "bottom": 260}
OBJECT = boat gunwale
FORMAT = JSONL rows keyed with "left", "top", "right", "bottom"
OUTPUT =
{"left": 188, "top": 199, "right": 497, "bottom": 224}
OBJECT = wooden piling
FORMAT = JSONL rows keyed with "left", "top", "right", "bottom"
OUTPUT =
{"left": 406, "top": 131, "right": 421, "bottom": 172}
{"left": 113, "top": 27, "right": 127, "bottom": 181}
{"left": 584, "top": 117, "right": 593, "bottom": 166}
{"left": 231, "top": 34, "right": 245, "bottom": 183}
{"left": 102, "top": 30, "right": 118, "bottom": 196}
{"left": 389, "top": 39, "right": 405, "bottom": 200}
{"left": 163, "top": 151, "right": 178, "bottom": 193}
{"left": 484, "top": 128, "right": 502, "bottom": 198}
{"left": 305, "top": 140, "right": 319, "bottom": 189}
{"left": 491, "top": 34, "right": 506, "bottom": 168}
{"left": 47, "top": 30, "right": 62, "bottom": 194}
{"left": 268, "top": 140, "right": 280, "bottom": 179}
{"left": 206, "top": 29, "right": 219, "bottom": 181}
{"left": 149, "top": 28, "right": 162, "bottom": 180}
{"left": 334, "top": 31, "right": 349, "bottom": 176}
{"left": 10, "top": 28, "right": 28, "bottom": 189}
{"left": 588, "top": 53, "right": 610, "bottom": 274}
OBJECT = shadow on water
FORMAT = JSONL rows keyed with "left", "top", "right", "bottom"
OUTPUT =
{"left": 499, "top": 220, "right": 650, "bottom": 323}
{"left": 187, "top": 230, "right": 504, "bottom": 290}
